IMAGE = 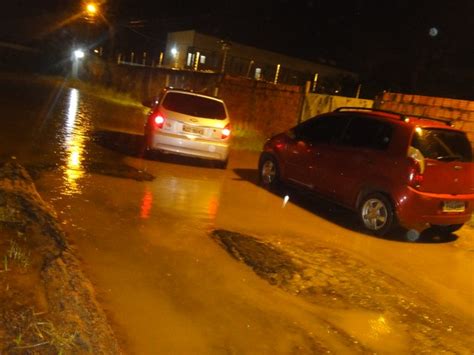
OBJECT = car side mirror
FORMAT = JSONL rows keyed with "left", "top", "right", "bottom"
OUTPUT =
{"left": 288, "top": 129, "right": 307, "bottom": 142}
{"left": 142, "top": 97, "right": 159, "bottom": 108}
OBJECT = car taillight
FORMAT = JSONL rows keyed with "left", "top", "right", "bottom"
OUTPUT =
{"left": 407, "top": 146, "right": 425, "bottom": 189}
{"left": 221, "top": 124, "right": 231, "bottom": 139}
{"left": 150, "top": 113, "right": 165, "bottom": 129}
{"left": 407, "top": 158, "right": 424, "bottom": 189}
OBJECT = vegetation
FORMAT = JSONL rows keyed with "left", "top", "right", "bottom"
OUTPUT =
{"left": 6, "top": 239, "right": 30, "bottom": 270}
{"left": 42, "top": 76, "right": 144, "bottom": 109}
{"left": 231, "top": 127, "right": 267, "bottom": 152}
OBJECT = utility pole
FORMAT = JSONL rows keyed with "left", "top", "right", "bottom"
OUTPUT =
{"left": 219, "top": 40, "right": 231, "bottom": 73}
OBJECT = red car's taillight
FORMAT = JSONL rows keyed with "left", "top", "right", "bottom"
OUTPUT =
{"left": 221, "top": 124, "right": 231, "bottom": 139}
{"left": 407, "top": 158, "right": 424, "bottom": 189}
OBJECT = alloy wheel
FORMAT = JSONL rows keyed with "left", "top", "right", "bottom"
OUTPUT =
{"left": 361, "top": 198, "right": 388, "bottom": 231}
{"left": 261, "top": 159, "right": 276, "bottom": 185}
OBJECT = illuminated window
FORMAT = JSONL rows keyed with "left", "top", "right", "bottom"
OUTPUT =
{"left": 186, "top": 53, "right": 193, "bottom": 67}
{"left": 255, "top": 67, "right": 262, "bottom": 80}
{"left": 200, "top": 55, "right": 206, "bottom": 64}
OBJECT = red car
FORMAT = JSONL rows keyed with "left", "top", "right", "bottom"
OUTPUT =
{"left": 259, "top": 107, "right": 474, "bottom": 236}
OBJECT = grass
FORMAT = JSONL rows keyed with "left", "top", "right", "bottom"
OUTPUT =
{"left": 0, "top": 72, "right": 142, "bottom": 109}
{"left": 231, "top": 127, "right": 267, "bottom": 152}
{"left": 38, "top": 75, "right": 144, "bottom": 109}
{"left": 5, "top": 240, "right": 30, "bottom": 270}
{"left": 66, "top": 78, "right": 144, "bottom": 109}
{"left": 7, "top": 309, "right": 76, "bottom": 353}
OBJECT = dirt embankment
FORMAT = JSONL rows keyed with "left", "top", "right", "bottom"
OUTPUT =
{"left": 0, "top": 162, "right": 120, "bottom": 354}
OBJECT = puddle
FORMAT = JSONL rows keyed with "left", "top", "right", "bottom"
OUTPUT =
{"left": 332, "top": 310, "right": 409, "bottom": 354}
{"left": 211, "top": 229, "right": 474, "bottom": 353}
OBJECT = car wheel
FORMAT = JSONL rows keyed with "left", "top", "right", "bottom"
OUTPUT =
{"left": 359, "top": 193, "right": 394, "bottom": 236}
{"left": 215, "top": 159, "right": 228, "bottom": 170}
{"left": 431, "top": 224, "right": 464, "bottom": 234}
{"left": 142, "top": 132, "right": 152, "bottom": 156}
{"left": 259, "top": 154, "right": 279, "bottom": 189}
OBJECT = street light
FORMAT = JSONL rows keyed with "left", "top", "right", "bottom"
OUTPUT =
{"left": 171, "top": 47, "right": 179, "bottom": 68}
{"left": 83, "top": 2, "right": 100, "bottom": 25}
{"left": 85, "top": 3, "right": 98, "bottom": 17}
{"left": 73, "top": 49, "right": 85, "bottom": 59}
{"left": 72, "top": 49, "right": 85, "bottom": 78}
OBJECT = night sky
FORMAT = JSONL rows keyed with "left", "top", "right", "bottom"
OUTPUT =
{"left": 3, "top": 0, "right": 474, "bottom": 98}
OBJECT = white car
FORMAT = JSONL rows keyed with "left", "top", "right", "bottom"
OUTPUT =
{"left": 144, "top": 88, "right": 231, "bottom": 169}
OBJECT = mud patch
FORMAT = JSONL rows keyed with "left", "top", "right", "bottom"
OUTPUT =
{"left": 25, "top": 161, "right": 154, "bottom": 182}
{"left": 211, "top": 229, "right": 304, "bottom": 289}
{"left": 211, "top": 229, "right": 474, "bottom": 353}
{"left": 84, "top": 161, "right": 154, "bottom": 181}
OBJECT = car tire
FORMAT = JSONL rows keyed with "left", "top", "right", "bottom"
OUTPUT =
{"left": 259, "top": 154, "right": 280, "bottom": 189}
{"left": 431, "top": 224, "right": 464, "bottom": 234}
{"left": 215, "top": 159, "right": 228, "bottom": 170}
{"left": 359, "top": 193, "right": 395, "bottom": 236}
{"left": 142, "top": 133, "right": 153, "bottom": 157}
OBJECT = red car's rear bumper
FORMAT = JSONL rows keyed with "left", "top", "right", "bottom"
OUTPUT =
{"left": 395, "top": 186, "right": 474, "bottom": 230}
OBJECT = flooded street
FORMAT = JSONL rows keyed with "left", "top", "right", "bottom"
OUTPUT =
{"left": 1, "top": 77, "right": 473, "bottom": 353}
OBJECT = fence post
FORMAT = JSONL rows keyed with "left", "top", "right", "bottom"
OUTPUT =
{"left": 297, "top": 83, "right": 310, "bottom": 124}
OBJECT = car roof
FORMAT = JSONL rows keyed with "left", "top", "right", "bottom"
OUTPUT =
{"left": 333, "top": 107, "right": 462, "bottom": 131}
{"left": 163, "top": 87, "right": 224, "bottom": 102}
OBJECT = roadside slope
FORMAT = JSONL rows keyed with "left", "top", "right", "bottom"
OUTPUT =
{"left": 0, "top": 161, "right": 120, "bottom": 353}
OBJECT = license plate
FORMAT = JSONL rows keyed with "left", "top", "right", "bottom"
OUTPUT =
{"left": 442, "top": 201, "right": 465, "bottom": 213}
{"left": 183, "top": 125, "right": 204, "bottom": 135}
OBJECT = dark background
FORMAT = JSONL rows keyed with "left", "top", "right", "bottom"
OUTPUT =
{"left": 2, "top": 0, "right": 474, "bottom": 99}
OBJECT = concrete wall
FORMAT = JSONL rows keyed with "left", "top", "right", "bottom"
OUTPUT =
{"left": 85, "top": 59, "right": 304, "bottom": 135}
{"left": 85, "top": 57, "right": 221, "bottom": 100}
{"left": 301, "top": 94, "right": 374, "bottom": 121}
{"left": 376, "top": 92, "right": 474, "bottom": 144}
{"left": 218, "top": 75, "right": 304, "bottom": 135}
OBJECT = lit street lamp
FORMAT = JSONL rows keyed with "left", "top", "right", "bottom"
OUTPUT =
{"left": 74, "top": 49, "right": 85, "bottom": 59}
{"left": 85, "top": 2, "right": 98, "bottom": 17}
{"left": 83, "top": 2, "right": 100, "bottom": 26}
{"left": 72, "top": 48, "right": 85, "bottom": 78}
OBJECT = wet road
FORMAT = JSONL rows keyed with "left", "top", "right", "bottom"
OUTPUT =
{"left": 1, "top": 77, "right": 473, "bottom": 353}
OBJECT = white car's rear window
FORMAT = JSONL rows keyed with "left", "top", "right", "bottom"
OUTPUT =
{"left": 163, "top": 92, "right": 227, "bottom": 119}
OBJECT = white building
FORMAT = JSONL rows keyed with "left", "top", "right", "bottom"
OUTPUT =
{"left": 164, "top": 30, "right": 357, "bottom": 87}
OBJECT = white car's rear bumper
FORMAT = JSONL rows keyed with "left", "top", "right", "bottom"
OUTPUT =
{"left": 150, "top": 132, "right": 229, "bottom": 161}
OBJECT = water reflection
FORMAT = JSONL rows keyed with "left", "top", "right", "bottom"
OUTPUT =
{"left": 61, "top": 88, "right": 89, "bottom": 195}
{"left": 140, "top": 188, "right": 153, "bottom": 219}
{"left": 208, "top": 195, "right": 219, "bottom": 219}
{"left": 368, "top": 315, "right": 391, "bottom": 339}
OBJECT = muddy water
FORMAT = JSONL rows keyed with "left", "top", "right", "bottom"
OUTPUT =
{"left": 37, "top": 170, "right": 352, "bottom": 353}
{"left": 2, "top": 78, "right": 474, "bottom": 353}
{"left": 0, "top": 77, "right": 145, "bottom": 177}
{"left": 36, "top": 157, "right": 474, "bottom": 353}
